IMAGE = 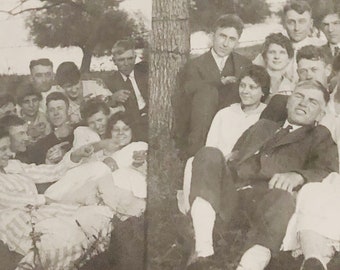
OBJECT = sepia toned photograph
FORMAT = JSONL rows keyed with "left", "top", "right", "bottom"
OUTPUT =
{"left": 1, "top": 0, "right": 340, "bottom": 270}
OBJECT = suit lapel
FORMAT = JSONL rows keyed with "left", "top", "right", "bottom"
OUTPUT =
{"left": 236, "top": 122, "right": 280, "bottom": 164}
{"left": 203, "top": 51, "right": 222, "bottom": 80}
{"left": 268, "top": 126, "right": 313, "bottom": 149}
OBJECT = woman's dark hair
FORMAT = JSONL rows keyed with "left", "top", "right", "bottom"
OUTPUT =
{"left": 239, "top": 65, "right": 271, "bottom": 102}
{"left": 262, "top": 33, "right": 294, "bottom": 59}
{"left": 106, "top": 112, "right": 134, "bottom": 140}
{"left": 80, "top": 99, "right": 110, "bottom": 121}
{"left": 55, "top": 61, "right": 81, "bottom": 87}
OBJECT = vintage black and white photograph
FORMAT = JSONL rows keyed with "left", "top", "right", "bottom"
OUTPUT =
{"left": 1, "top": 0, "right": 340, "bottom": 270}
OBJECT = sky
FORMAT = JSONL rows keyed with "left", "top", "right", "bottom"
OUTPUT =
{"left": 0, "top": 0, "right": 287, "bottom": 75}
{"left": 0, "top": 0, "right": 152, "bottom": 74}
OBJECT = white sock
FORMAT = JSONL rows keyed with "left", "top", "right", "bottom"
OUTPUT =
{"left": 237, "top": 245, "right": 271, "bottom": 270}
{"left": 191, "top": 197, "right": 216, "bottom": 257}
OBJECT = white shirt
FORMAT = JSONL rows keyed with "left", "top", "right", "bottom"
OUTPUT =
{"left": 206, "top": 103, "right": 267, "bottom": 156}
{"left": 120, "top": 71, "right": 146, "bottom": 110}
{"left": 330, "top": 43, "right": 340, "bottom": 56}
{"left": 211, "top": 49, "right": 228, "bottom": 73}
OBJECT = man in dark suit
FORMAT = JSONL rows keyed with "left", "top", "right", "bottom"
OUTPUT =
{"left": 321, "top": 8, "right": 340, "bottom": 58}
{"left": 103, "top": 40, "right": 148, "bottom": 142}
{"left": 174, "top": 14, "right": 251, "bottom": 157}
{"left": 260, "top": 45, "right": 332, "bottom": 123}
{"left": 187, "top": 80, "right": 338, "bottom": 270}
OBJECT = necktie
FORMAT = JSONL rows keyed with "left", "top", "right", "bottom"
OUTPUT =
{"left": 334, "top": 46, "right": 339, "bottom": 57}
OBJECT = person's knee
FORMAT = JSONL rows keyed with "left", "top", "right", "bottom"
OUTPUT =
{"left": 194, "top": 147, "right": 224, "bottom": 166}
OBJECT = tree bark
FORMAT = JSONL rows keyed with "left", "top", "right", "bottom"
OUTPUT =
{"left": 146, "top": 0, "right": 190, "bottom": 269}
{"left": 80, "top": 47, "right": 93, "bottom": 73}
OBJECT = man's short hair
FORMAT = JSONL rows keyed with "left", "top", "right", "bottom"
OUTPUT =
{"left": 55, "top": 62, "right": 81, "bottom": 87}
{"left": 283, "top": 1, "right": 312, "bottom": 16}
{"left": 239, "top": 65, "right": 271, "bottom": 102}
{"left": 212, "top": 14, "right": 244, "bottom": 37}
{"left": 80, "top": 99, "right": 110, "bottom": 121}
{"left": 29, "top": 58, "right": 53, "bottom": 72}
{"left": 16, "top": 83, "right": 42, "bottom": 105}
{"left": 294, "top": 80, "right": 330, "bottom": 103}
{"left": 296, "top": 45, "right": 332, "bottom": 65}
{"left": 111, "top": 40, "right": 135, "bottom": 56}
{"left": 0, "top": 93, "right": 15, "bottom": 108}
{"left": 262, "top": 33, "right": 294, "bottom": 59}
{"left": 46, "top": 92, "right": 69, "bottom": 108}
{"left": 0, "top": 115, "right": 26, "bottom": 132}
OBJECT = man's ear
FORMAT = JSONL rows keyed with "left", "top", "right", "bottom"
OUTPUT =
{"left": 316, "top": 108, "right": 326, "bottom": 123}
{"left": 325, "top": 64, "right": 332, "bottom": 78}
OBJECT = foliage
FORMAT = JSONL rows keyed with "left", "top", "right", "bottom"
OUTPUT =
{"left": 25, "top": 0, "right": 147, "bottom": 71}
{"left": 189, "top": 0, "right": 270, "bottom": 32}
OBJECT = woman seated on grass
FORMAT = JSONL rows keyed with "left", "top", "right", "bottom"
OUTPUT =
{"left": 45, "top": 107, "right": 147, "bottom": 219}
{"left": 179, "top": 65, "right": 270, "bottom": 213}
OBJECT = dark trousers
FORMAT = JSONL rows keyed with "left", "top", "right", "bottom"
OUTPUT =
{"left": 189, "top": 147, "right": 295, "bottom": 253}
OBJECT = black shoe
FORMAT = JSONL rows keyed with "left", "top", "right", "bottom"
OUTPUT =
{"left": 301, "top": 258, "right": 326, "bottom": 270}
{"left": 186, "top": 255, "right": 214, "bottom": 270}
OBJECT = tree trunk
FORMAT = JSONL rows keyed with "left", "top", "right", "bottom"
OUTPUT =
{"left": 80, "top": 47, "right": 93, "bottom": 73}
{"left": 146, "top": 0, "right": 190, "bottom": 269}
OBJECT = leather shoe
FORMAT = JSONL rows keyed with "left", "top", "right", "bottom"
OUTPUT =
{"left": 186, "top": 255, "right": 214, "bottom": 270}
{"left": 301, "top": 258, "right": 326, "bottom": 270}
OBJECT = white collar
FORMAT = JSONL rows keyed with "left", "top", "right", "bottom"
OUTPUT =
{"left": 120, "top": 70, "right": 135, "bottom": 81}
{"left": 211, "top": 49, "right": 229, "bottom": 64}
{"left": 283, "top": 120, "right": 301, "bottom": 132}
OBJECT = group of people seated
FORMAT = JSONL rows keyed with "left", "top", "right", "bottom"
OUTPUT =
{"left": 177, "top": 1, "right": 340, "bottom": 270}
{"left": 0, "top": 39, "right": 148, "bottom": 269}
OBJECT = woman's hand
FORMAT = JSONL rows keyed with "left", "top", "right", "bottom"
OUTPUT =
{"left": 103, "top": 157, "right": 119, "bottom": 172}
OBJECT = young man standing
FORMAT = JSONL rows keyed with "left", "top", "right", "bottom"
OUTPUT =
{"left": 176, "top": 14, "right": 251, "bottom": 157}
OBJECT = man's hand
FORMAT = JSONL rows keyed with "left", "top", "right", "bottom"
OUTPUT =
{"left": 45, "top": 141, "right": 69, "bottom": 164}
{"left": 221, "top": 76, "right": 237, "bottom": 85}
{"left": 111, "top": 90, "right": 130, "bottom": 103}
{"left": 70, "top": 144, "right": 94, "bottom": 163}
{"left": 269, "top": 172, "right": 304, "bottom": 193}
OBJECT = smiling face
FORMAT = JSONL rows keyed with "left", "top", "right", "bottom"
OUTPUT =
{"left": 321, "top": 14, "right": 340, "bottom": 45}
{"left": 284, "top": 10, "right": 312, "bottom": 42}
{"left": 47, "top": 100, "right": 69, "bottom": 127}
{"left": 265, "top": 43, "right": 291, "bottom": 71}
{"left": 62, "top": 81, "right": 82, "bottom": 101}
{"left": 238, "top": 76, "right": 263, "bottom": 109}
{"left": 0, "top": 136, "right": 13, "bottom": 168}
{"left": 212, "top": 27, "right": 239, "bottom": 57}
{"left": 111, "top": 120, "right": 132, "bottom": 147}
{"left": 8, "top": 124, "right": 29, "bottom": 153}
{"left": 286, "top": 87, "right": 326, "bottom": 126}
{"left": 87, "top": 111, "right": 109, "bottom": 137}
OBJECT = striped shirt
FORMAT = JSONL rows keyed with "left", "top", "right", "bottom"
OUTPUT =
{"left": 0, "top": 154, "right": 113, "bottom": 269}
